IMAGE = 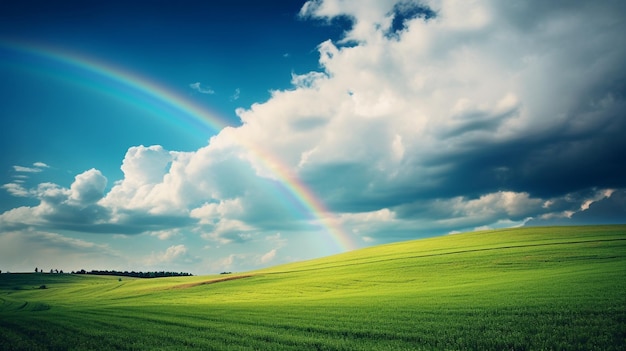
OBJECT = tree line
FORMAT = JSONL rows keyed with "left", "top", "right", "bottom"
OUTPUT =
{"left": 73, "top": 269, "right": 193, "bottom": 278}
{"left": 32, "top": 267, "right": 192, "bottom": 278}
{"left": 35, "top": 268, "right": 64, "bottom": 274}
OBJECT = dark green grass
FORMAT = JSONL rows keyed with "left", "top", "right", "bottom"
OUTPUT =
{"left": 1, "top": 225, "right": 625, "bottom": 350}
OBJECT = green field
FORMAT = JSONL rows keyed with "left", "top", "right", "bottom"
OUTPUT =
{"left": 1, "top": 225, "right": 625, "bottom": 350}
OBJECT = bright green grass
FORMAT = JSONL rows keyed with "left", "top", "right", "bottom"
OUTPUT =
{"left": 1, "top": 225, "right": 625, "bottom": 350}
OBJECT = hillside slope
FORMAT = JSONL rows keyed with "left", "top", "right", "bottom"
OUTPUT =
{"left": 1, "top": 225, "right": 625, "bottom": 350}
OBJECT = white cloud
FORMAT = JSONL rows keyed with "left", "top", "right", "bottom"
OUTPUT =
{"left": 580, "top": 189, "right": 614, "bottom": 211}
{"left": 11, "top": 162, "right": 49, "bottom": 174}
{"left": 260, "top": 248, "right": 277, "bottom": 264}
{"left": 162, "top": 244, "right": 187, "bottom": 261}
{"left": 299, "top": 0, "right": 396, "bottom": 43}
{"left": 209, "top": 253, "right": 249, "bottom": 272}
{"left": 190, "top": 199, "right": 244, "bottom": 225}
{"left": 144, "top": 244, "right": 200, "bottom": 268}
{"left": 265, "top": 233, "right": 287, "bottom": 247}
{"left": 189, "top": 82, "right": 215, "bottom": 95}
{"left": 13, "top": 165, "right": 43, "bottom": 173}
{"left": 199, "top": 219, "right": 255, "bottom": 244}
{"left": 149, "top": 229, "right": 181, "bottom": 240}
{"left": 230, "top": 88, "right": 240, "bottom": 101}
{"left": 473, "top": 218, "right": 531, "bottom": 232}
{"left": 101, "top": 145, "right": 191, "bottom": 215}
{"left": 451, "top": 191, "right": 543, "bottom": 219}
{"left": 68, "top": 168, "right": 107, "bottom": 205}
{"left": 0, "top": 164, "right": 197, "bottom": 235}
{"left": 118, "top": 145, "right": 172, "bottom": 186}
{"left": 340, "top": 208, "right": 395, "bottom": 227}
{"left": 2, "top": 183, "right": 30, "bottom": 197}
{"left": 396, "top": 191, "right": 544, "bottom": 229}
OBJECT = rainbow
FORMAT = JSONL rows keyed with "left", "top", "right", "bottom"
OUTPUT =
{"left": 1, "top": 40, "right": 357, "bottom": 253}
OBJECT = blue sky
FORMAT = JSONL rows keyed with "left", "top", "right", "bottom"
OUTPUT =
{"left": 1, "top": 0, "right": 625, "bottom": 274}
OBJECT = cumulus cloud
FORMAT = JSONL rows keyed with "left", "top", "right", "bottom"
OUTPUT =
{"left": 2, "top": 183, "right": 30, "bottom": 197}
{"left": 97, "top": 1, "right": 626, "bottom": 246}
{"left": 189, "top": 82, "right": 215, "bottom": 95}
{"left": 229, "top": 0, "right": 626, "bottom": 227}
{"left": 68, "top": 168, "right": 107, "bottom": 205}
{"left": 101, "top": 145, "right": 181, "bottom": 213}
{"left": 0, "top": 164, "right": 196, "bottom": 235}
{"left": 145, "top": 244, "right": 198, "bottom": 265}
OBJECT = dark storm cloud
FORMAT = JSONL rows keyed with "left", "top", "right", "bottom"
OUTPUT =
{"left": 424, "top": 119, "right": 626, "bottom": 201}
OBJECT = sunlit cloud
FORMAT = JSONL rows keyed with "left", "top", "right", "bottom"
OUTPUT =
{"left": 260, "top": 248, "right": 277, "bottom": 264}
{"left": 33, "top": 162, "right": 50, "bottom": 168}
{"left": 2, "top": 183, "right": 30, "bottom": 197}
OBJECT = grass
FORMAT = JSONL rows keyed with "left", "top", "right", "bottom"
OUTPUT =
{"left": 1, "top": 225, "right": 625, "bottom": 350}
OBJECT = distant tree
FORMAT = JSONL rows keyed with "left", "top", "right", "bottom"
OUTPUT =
{"left": 50, "top": 269, "right": 53, "bottom": 274}
{"left": 35, "top": 267, "right": 38, "bottom": 273}
{"left": 60, "top": 270, "right": 64, "bottom": 274}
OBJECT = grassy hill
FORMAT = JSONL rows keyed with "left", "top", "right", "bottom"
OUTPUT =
{"left": 1, "top": 225, "right": 625, "bottom": 350}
